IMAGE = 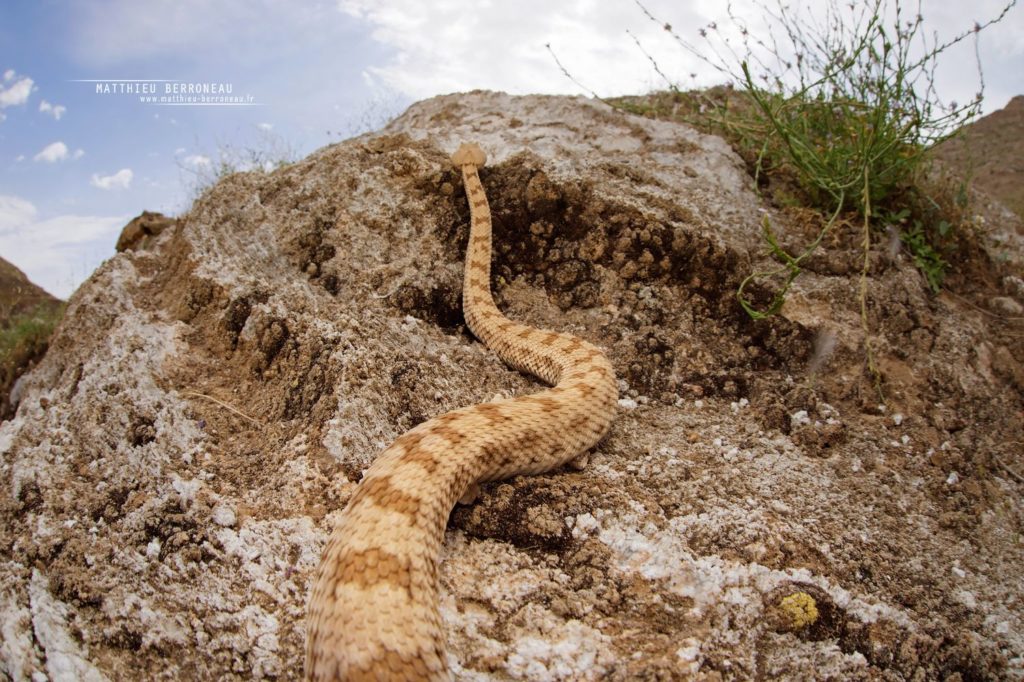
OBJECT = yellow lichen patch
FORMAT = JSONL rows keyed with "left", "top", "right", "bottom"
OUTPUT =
{"left": 778, "top": 592, "right": 819, "bottom": 630}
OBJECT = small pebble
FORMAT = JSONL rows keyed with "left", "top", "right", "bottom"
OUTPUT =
{"left": 212, "top": 504, "right": 237, "bottom": 528}
{"left": 990, "top": 296, "right": 1023, "bottom": 316}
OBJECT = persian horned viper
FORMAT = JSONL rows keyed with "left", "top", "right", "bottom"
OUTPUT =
{"left": 306, "top": 143, "right": 618, "bottom": 680}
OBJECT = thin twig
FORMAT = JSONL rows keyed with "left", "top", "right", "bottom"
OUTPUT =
{"left": 941, "top": 288, "right": 1024, "bottom": 323}
{"left": 626, "top": 29, "right": 679, "bottom": 93}
{"left": 545, "top": 43, "right": 617, "bottom": 107}
{"left": 995, "top": 451, "right": 1024, "bottom": 485}
{"left": 182, "top": 390, "right": 261, "bottom": 426}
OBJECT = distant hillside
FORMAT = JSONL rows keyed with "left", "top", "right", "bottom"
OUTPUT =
{"left": 933, "top": 95, "right": 1024, "bottom": 219}
{"left": 0, "top": 257, "right": 58, "bottom": 318}
{"left": 0, "top": 257, "right": 62, "bottom": 420}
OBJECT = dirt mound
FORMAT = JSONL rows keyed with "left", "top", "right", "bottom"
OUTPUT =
{"left": 1, "top": 91, "right": 1021, "bottom": 680}
{"left": 933, "top": 94, "right": 1024, "bottom": 220}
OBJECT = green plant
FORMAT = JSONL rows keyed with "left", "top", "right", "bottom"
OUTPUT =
{"left": 903, "top": 219, "right": 949, "bottom": 292}
{"left": 737, "top": 202, "right": 843, "bottom": 320}
{"left": 880, "top": 206, "right": 950, "bottom": 293}
{"left": 620, "top": 0, "right": 1015, "bottom": 392}
{"left": 635, "top": 0, "right": 1013, "bottom": 307}
{"left": 1, "top": 302, "right": 64, "bottom": 407}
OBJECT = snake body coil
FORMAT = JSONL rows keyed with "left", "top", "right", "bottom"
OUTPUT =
{"left": 305, "top": 143, "right": 618, "bottom": 680}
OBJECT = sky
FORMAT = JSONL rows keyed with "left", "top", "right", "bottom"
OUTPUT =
{"left": 1, "top": 0, "right": 1021, "bottom": 298}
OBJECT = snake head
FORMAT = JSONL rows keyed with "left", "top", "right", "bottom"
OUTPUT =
{"left": 451, "top": 143, "right": 487, "bottom": 168}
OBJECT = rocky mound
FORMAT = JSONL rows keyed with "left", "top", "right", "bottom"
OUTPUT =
{"left": 1, "top": 91, "right": 1022, "bottom": 680}
{"left": 114, "top": 211, "right": 177, "bottom": 253}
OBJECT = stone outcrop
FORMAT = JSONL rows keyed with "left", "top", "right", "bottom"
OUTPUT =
{"left": 115, "top": 211, "right": 177, "bottom": 253}
{"left": 1, "top": 92, "right": 1021, "bottom": 680}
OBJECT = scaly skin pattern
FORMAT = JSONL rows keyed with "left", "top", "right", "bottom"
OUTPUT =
{"left": 305, "top": 143, "right": 618, "bottom": 681}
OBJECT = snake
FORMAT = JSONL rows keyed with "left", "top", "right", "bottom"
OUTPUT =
{"left": 305, "top": 142, "right": 618, "bottom": 681}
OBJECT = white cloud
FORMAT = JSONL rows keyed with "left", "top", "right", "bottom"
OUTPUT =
{"left": 0, "top": 75, "right": 34, "bottom": 110}
{"left": 0, "top": 195, "right": 39, "bottom": 230}
{"left": 61, "top": 0, "right": 1023, "bottom": 125}
{"left": 183, "top": 154, "right": 211, "bottom": 168}
{"left": 33, "top": 141, "right": 69, "bottom": 163}
{"left": 73, "top": 148, "right": 85, "bottom": 160}
{"left": 0, "top": 194, "right": 129, "bottom": 298}
{"left": 338, "top": 0, "right": 1024, "bottom": 113}
{"left": 257, "top": 122, "right": 273, "bottom": 131}
{"left": 39, "top": 99, "right": 67, "bottom": 120}
{"left": 90, "top": 168, "right": 133, "bottom": 190}
{"left": 2, "top": 69, "right": 13, "bottom": 81}
{"left": 15, "top": 154, "right": 24, "bottom": 162}
{"left": 336, "top": 0, "right": 712, "bottom": 98}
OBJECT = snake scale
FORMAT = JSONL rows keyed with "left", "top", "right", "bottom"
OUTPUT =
{"left": 305, "top": 143, "right": 618, "bottom": 681}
